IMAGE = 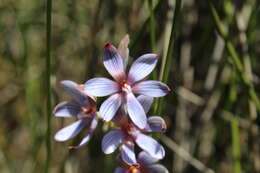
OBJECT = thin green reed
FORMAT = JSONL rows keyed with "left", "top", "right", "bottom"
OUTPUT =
{"left": 129, "top": 0, "right": 162, "bottom": 51}
{"left": 226, "top": 71, "right": 241, "bottom": 173}
{"left": 208, "top": 0, "right": 260, "bottom": 112}
{"left": 231, "top": 116, "right": 241, "bottom": 173}
{"left": 154, "top": 0, "right": 182, "bottom": 114}
{"left": 148, "top": 0, "right": 156, "bottom": 52}
{"left": 45, "top": 0, "right": 52, "bottom": 172}
{"left": 148, "top": 0, "right": 158, "bottom": 80}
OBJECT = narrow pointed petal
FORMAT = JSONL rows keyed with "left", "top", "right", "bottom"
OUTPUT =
{"left": 148, "top": 164, "right": 169, "bottom": 173}
{"left": 102, "top": 130, "right": 123, "bottom": 154}
{"left": 128, "top": 54, "right": 158, "bottom": 83}
{"left": 69, "top": 133, "right": 92, "bottom": 150}
{"left": 60, "top": 80, "right": 89, "bottom": 105}
{"left": 100, "top": 94, "right": 122, "bottom": 122}
{"left": 54, "top": 120, "right": 86, "bottom": 142}
{"left": 137, "top": 95, "right": 153, "bottom": 113}
{"left": 121, "top": 144, "right": 137, "bottom": 165}
{"left": 118, "top": 34, "right": 130, "bottom": 67}
{"left": 135, "top": 133, "right": 165, "bottom": 159}
{"left": 144, "top": 116, "right": 167, "bottom": 133}
{"left": 53, "top": 101, "right": 81, "bottom": 117}
{"left": 133, "top": 81, "right": 170, "bottom": 97}
{"left": 89, "top": 113, "right": 99, "bottom": 131}
{"left": 127, "top": 93, "right": 147, "bottom": 129}
{"left": 104, "top": 43, "right": 125, "bottom": 81}
{"left": 85, "top": 77, "right": 119, "bottom": 97}
{"left": 138, "top": 151, "right": 159, "bottom": 165}
{"left": 114, "top": 167, "right": 125, "bottom": 173}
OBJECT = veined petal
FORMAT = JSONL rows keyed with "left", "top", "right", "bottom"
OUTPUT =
{"left": 102, "top": 130, "right": 123, "bottom": 154}
{"left": 127, "top": 93, "right": 147, "bottom": 129}
{"left": 137, "top": 95, "right": 153, "bottom": 113}
{"left": 53, "top": 101, "right": 81, "bottom": 117}
{"left": 69, "top": 133, "right": 92, "bottom": 150}
{"left": 89, "top": 113, "right": 99, "bottom": 131}
{"left": 118, "top": 34, "right": 130, "bottom": 67}
{"left": 133, "top": 81, "right": 170, "bottom": 97}
{"left": 100, "top": 94, "right": 122, "bottom": 122}
{"left": 138, "top": 151, "right": 159, "bottom": 166}
{"left": 144, "top": 116, "right": 167, "bottom": 133}
{"left": 104, "top": 43, "right": 126, "bottom": 81}
{"left": 85, "top": 77, "right": 119, "bottom": 97}
{"left": 54, "top": 119, "right": 86, "bottom": 142}
{"left": 121, "top": 144, "right": 137, "bottom": 165}
{"left": 114, "top": 167, "right": 125, "bottom": 173}
{"left": 135, "top": 133, "right": 165, "bottom": 159}
{"left": 128, "top": 54, "right": 158, "bottom": 83}
{"left": 147, "top": 164, "right": 169, "bottom": 173}
{"left": 60, "top": 80, "right": 89, "bottom": 105}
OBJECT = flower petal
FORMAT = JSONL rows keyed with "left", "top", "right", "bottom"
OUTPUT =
{"left": 85, "top": 77, "right": 119, "bottom": 97}
{"left": 89, "top": 113, "right": 99, "bottom": 131}
{"left": 60, "top": 80, "right": 89, "bottom": 105}
{"left": 138, "top": 151, "right": 159, "bottom": 166}
{"left": 53, "top": 101, "right": 81, "bottom": 117}
{"left": 69, "top": 133, "right": 92, "bottom": 150}
{"left": 102, "top": 130, "right": 123, "bottom": 154}
{"left": 118, "top": 34, "right": 130, "bottom": 67}
{"left": 127, "top": 93, "right": 147, "bottom": 129}
{"left": 54, "top": 119, "right": 86, "bottom": 142}
{"left": 121, "top": 144, "right": 137, "bottom": 165}
{"left": 144, "top": 116, "right": 167, "bottom": 133}
{"left": 114, "top": 167, "right": 125, "bottom": 173}
{"left": 100, "top": 94, "right": 122, "bottom": 122}
{"left": 135, "top": 133, "right": 165, "bottom": 159}
{"left": 104, "top": 43, "right": 126, "bottom": 81}
{"left": 133, "top": 81, "right": 170, "bottom": 97}
{"left": 137, "top": 95, "right": 153, "bottom": 113}
{"left": 147, "top": 164, "right": 169, "bottom": 173}
{"left": 128, "top": 54, "right": 158, "bottom": 83}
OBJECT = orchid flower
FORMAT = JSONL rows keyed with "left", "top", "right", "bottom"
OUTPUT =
{"left": 85, "top": 36, "right": 170, "bottom": 129}
{"left": 53, "top": 80, "right": 98, "bottom": 149}
{"left": 114, "top": 151, "right": 169, "bottom": 173}
{"left": 102, "top": 96, "right": 166, "bottom": 163}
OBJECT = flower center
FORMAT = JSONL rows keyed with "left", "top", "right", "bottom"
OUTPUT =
{"left": 129, "top": 164, "right": 141, "bottom": 173}
{"left": 120, "top": 81, "right": 132, "bottom": 94}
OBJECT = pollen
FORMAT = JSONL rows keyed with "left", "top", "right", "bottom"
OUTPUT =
{"left": 129, "top": 166, "right": 140, "bottom": 173}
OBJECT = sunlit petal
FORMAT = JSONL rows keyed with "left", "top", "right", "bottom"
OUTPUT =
{"left": 138, "top": 151, "right": 158, "bottom": 165}
{"left": 104, "top": 43, "right": 126, "bottom": 81}
{"left": 147, "top": 164, "right": 169, "bottom": 173}
{"left": 127, "top": 93, "right": 147, "bottom": 129}
{"left": 137, "top": 95, "right": 153, "bottom": 113}
{"left": 144, "top": 116, "right": 167, "bottom": 133}
{"left": 133, "top": 81, "right": 170, "bottom": 97}
{"left": 121, "top": 144, "right": 137, "bottom": 164}
{"left": 102, "top": 130, "right": 123, "bottom": 154}
{"left": 135, "top": 133, "right": 165, "bottom": 159}
{"left": 53, "top": 101, "right": 81, "bottom": 117}
{"left": 54, "top": 119, "right": 86, "bottom": 142}
{"left": 100, "top": 93, "right": 122, "bottom": 122}
{"left": 85, "top": 77, "right": 119, "bottom": 97}
{"left": 128, "top": 54, "right": 158, "bottom": 83}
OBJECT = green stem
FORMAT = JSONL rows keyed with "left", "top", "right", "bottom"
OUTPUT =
{"left": 231, "top": 116, "right": 242, "bottom": 173}
{"left": 148, "top": 0, "right": 156, "bottom": 52}
{"left": 208, "top": 0, "right": 260, "bottom": 112}
{"left": 129, "top": 0, "right": 162, "bottom": 51}
{"left": 45, "top": 0, "right": 52, "bottom": 172}
{"left": 154, "top": 0, "right": 182, "bottom": 114}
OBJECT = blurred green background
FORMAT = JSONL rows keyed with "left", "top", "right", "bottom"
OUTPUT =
{"left": 0, "top": 0, "right": 260, "bottom": 172}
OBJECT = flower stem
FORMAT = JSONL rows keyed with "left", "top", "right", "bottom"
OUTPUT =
{"left": 45, "top": 0, "right": 52, "bottom": 172}
{"left": 154, "top": 0, "right": 182, "bottom": 114}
